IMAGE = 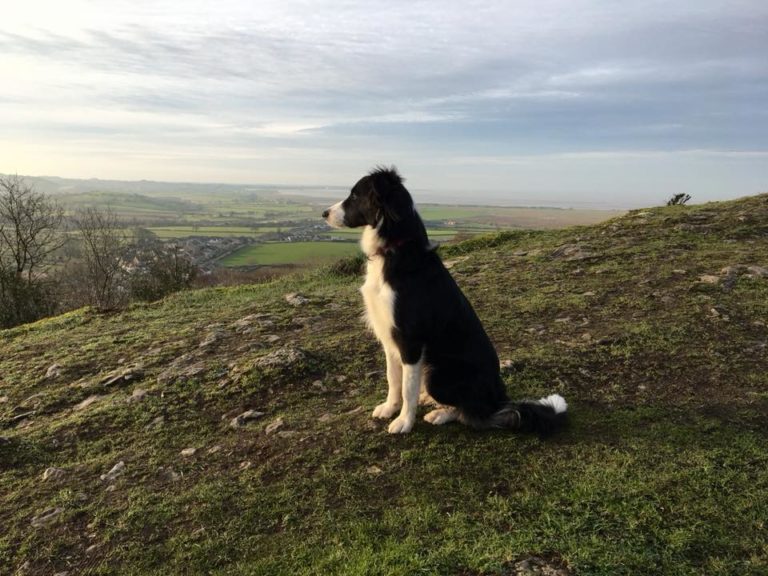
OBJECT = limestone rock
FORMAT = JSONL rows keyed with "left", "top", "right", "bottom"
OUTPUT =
{"left": 128, "top": 388, "right": 148, "bottom": 403}
{"left": 75, "top": 395, "right": 102, "bottom": 411}
{"left": 229, "top": 409, "right": 265, "bottom": 429}
{"left": 42, "top": 467, "right": 65, "bottom": 481}
{"left": 100, "top": 461, "right": 125, "bottom": 483}
{"left": 252, "top": 346, "right": 305, "bottom": 369}
{"left": 46, "top": 364, "right": 63, "bottom": 379}
{"left": 550, "top": 244, "right": 596, "bottom": 261}
{"left": 31, "top": 507, "right": 63, "bottom": 527}
{"left": 699, "top": 275, "right": 720, "bottom": 284}
{"left": 101, "top": 365, "right": 144, "bottom": 387}
{"left": 265, "top": 417, "right": 285, "bottom": 434}
{"left": 285, "top": 293, "right": 310, "bottom": 306}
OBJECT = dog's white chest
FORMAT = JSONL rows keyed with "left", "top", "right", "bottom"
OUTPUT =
{"left": 361, "top": 257, "right": 398, "bottom": 351}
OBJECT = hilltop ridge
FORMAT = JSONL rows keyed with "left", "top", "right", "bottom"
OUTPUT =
{"left": 1, "top": 193, "right": 768, "bottom": 575}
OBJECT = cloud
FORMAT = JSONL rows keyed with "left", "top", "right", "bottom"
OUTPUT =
{"left": 0, "top": 0, "right": 766, "bottom": 204}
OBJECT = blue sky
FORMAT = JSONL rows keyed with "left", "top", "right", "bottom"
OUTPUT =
{"left": 1, "top": 0, "right": 767, "bottom": 207}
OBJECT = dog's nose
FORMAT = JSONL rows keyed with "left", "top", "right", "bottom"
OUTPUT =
{"left": 322, "top": 209, "right": 330, "bottom": 219}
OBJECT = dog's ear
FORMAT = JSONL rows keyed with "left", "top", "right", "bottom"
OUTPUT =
{"left": 369, "top": 171, "right": 402, "bottom": 222}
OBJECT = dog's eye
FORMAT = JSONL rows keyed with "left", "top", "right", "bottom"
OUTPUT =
{"left": 350, "top": 192, "right": 357, "bottom": 200}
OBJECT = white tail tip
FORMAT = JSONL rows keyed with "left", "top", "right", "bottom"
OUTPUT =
{"left": 539, "top": 394, "right": 568, "bottom": 414}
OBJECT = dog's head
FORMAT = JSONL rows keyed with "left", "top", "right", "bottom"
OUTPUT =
{"left": 322, "top": 167, "right": 412, "bottom": 229}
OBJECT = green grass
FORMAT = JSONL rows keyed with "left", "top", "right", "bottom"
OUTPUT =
{"left": 2, "top": 194, "right": 768, "bottom": 575}
{"left": 319, "top": 227, "right": 463, "bottom": 240}
{"left": 145, "top": 226, "right": 282, "bottom": 239}
{"left": 220, "top": 241, "right": 360, "bottom": 266}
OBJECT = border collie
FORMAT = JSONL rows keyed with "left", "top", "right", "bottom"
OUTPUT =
{"left": 323, "top": 167, "right": 567, "bottom": 434}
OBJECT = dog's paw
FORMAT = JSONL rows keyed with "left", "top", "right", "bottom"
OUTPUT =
{"left": 387, "top": 415, "right": 415, "bottom": 434}
{"left": 424, "top": 408, "right": 458, "bottom": 425}
{"left": 418, "top": 390, "right": 436, "bottom": 406}
{"left": 372, "top": 401, "right": 400, "bottom": 419}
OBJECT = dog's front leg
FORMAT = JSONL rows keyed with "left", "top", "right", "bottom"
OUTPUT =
{"left": 372, "top": 348, "right": 402, "bottom": 419}
{"left": 388, "top": 358, "right": 422, "bottom": 434}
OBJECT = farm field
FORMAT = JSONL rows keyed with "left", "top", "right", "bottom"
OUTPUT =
{"left": 21, "top": 175, "right": 624, "bottom": 267}
{"left": 220, "top": 241, "right": 360, "bottom": 266}
{"left": 144, "top": 226, "right": 282, "bottom": 239}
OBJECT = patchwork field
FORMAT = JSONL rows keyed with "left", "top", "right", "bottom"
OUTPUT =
{"left": 22, "top": 175, "right": 624, "bottom": 268}
{"left": 220, "top": 241, "right": 361, "bottom": 266}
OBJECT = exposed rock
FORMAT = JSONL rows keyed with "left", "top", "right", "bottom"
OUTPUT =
{"left": 747, "top": 265, "right": 768, "bottom": 278}
{"left": 550, "top": 244, "right": 596, "bottom": 261}
{"left": 100, "top": 461, "right": 125, "bottom": 483}
{"left": 180, "top": 447, "right": 197, "bottom": 457}
{"left": 265, "top": 417, "right": 285, "bottom": 434}
{"left": 0, "top": 395, "right": 8, "bottom": 403}
{"left": 75, "top": 395, "right": 102, "bottom": 411}
{"left": 229, "top": 409, "right": 265, "bottom": 429}
{"left": 31, "top": 507, "right": 63, "bottom": 527}
{"left": 366, "top": 465, "right": 383, "bottom": 476}
{"left": 158, "top": 360, "right": 207, "bottom": 383}
{"left": 252, "top": 346, "right": 306, "bottom": 369}
{"left": 11, "top": 411, "right": 35, "bottom": 423}
{"left": 128, "top": 388, "right": 148, "bottom": 403}
{"left": 101, "top": 365, "right": 144, "bottom": 387}
{"left": 699, "top": 275, "right": 720, "bottom": 284}
{"left": 500, "top": 359, "right": 515, "bottom": 371}
{"left": 207, "top": 445, "right": 222, "bottom": 454}
{"left": 263, "top": 334, "right": 281, "bottom": 344}
{"left": 21, "top": 392, "right": 46, "bottom": 408}
{"left": 199, "top": 329, "right": 228, "bottom": 348}
{"left": 46, "top": 364, "right": 63, "bottom": 379}
{"left": 510, "top": 556, "right": 572, "bottom": 576}
{"left": 158, "top": 466, "right": 181, "bottom": 482}
{"left": 42, "top": 467, "right": 65, "bottom": 481}
{"left": 311, "top": 379, "right": 327, "bottom": 391}
{"left": 285, "top": 292, "right": 310, "bottom": 306}
{"left": 291, "top": 316, "right": 322, "bottom": 327}
{"left": 146, "top": 415, "right": 165, "bottom": 429}
{"left": 232, "top": 313, "right": 275, "bottom": 333}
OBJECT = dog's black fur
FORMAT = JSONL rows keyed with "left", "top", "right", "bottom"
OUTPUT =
{"left": 325, "top": 167, "right": 567, "bottom": 434}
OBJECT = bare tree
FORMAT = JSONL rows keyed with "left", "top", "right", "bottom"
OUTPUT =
{"left": 128, "top": 240, "right": 198, "bottom": 302}
{"left": 0, "top": 175, "right": 64, "bottom": 281}
{"left": 0, "top": 175, "right": 63, "bottom": 327}
{"left": 71, "top": 207, "right": 128, "bottom": 311}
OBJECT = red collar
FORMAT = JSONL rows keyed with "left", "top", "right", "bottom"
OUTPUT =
{"left": 374, "top": 237, "right": 411, "bottom": 257}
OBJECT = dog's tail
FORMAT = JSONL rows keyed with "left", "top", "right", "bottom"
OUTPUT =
{"left": 488, "top": 394, "right": 568, "bottom": 436}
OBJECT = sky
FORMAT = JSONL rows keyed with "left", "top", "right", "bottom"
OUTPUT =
{"left": 1, "top": 0, "right": 767, "bottom": 208}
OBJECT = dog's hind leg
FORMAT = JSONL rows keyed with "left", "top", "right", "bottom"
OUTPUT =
{"left": 423, "top": 407, "right": 460, "bottom": 425}
{"left": 388, "top": 357, "right": 422, "bottom": 434}
{"left": 372, "top": 347, "right": 402, "bottom": 419}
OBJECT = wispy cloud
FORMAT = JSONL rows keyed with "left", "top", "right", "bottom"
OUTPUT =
{"left": 0, "top": 0, "right": 766, "bottom": 205}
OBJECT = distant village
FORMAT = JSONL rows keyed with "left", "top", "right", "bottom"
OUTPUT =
{"left": 166, "top": 221, "right": 349, "bottom": 271}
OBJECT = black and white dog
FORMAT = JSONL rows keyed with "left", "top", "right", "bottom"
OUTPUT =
{"left": 323, "top": 167, "right": 567, "bottom": 434}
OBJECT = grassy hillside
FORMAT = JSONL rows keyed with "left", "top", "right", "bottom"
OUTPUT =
{"left": 1, "top": 194, "right": 767, "bottom": 575}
